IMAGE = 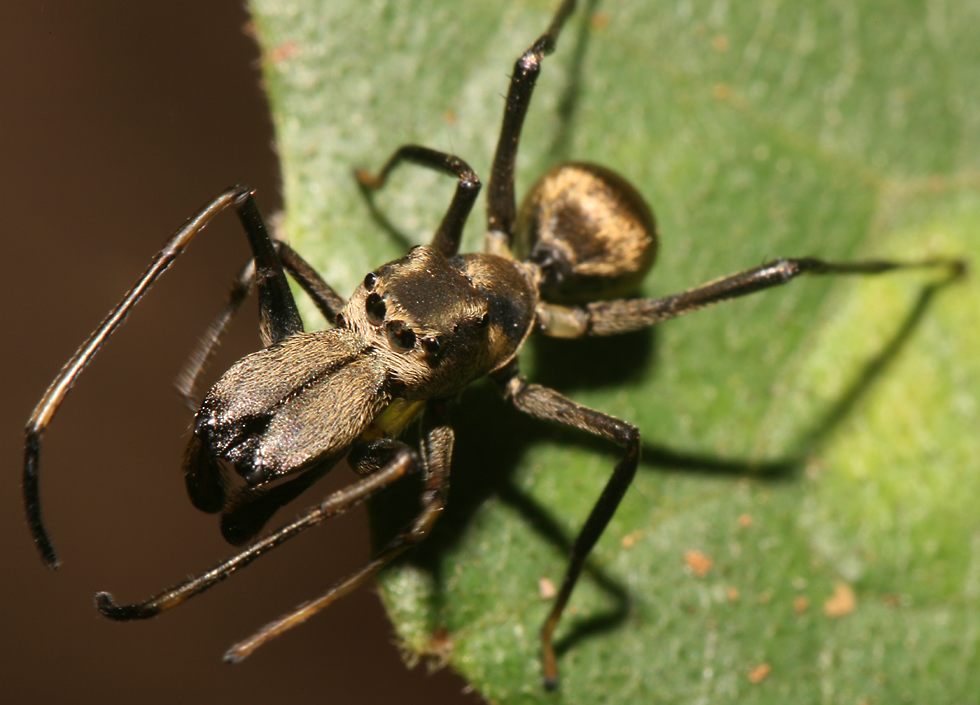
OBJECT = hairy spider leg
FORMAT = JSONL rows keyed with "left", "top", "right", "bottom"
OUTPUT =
{"left": 494, "top": 370, "right": 638, "bottom": 690}
{"left": 355, "top": 145, "right": 481, "bottom": 257}
{"left": 486, "top": 0, "right": 577, "bottom": 243}
{"left": 536, "top": 256, "right": 967, "bottom": 338}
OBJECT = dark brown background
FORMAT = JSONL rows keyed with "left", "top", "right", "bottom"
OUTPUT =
{"left": 1, "top": 4, "right": 478, "bottom": 703}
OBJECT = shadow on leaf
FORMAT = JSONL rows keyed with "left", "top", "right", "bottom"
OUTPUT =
{"left": 370, "top": 271, "right": 961, "bottom": 665}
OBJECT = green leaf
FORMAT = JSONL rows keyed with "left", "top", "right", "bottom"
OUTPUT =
{"left": 248, "top": 1, "right": 979, "bottom": 702}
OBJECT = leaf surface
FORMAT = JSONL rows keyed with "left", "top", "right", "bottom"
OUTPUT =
{"left": 248, "top": 1, "right": 980, "bottom": 702}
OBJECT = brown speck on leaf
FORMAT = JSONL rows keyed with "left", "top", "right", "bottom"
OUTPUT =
{"left": 824, "top": 582, "right": 857, "bottom": 618}
{"left": 738, "top": 513, "right": 753, "bottom": 528}
{"left": 621, "top": 530, "right": 642, "bottom": 549}
{"left": 443, "top": 109, "right": 458, "bottom": 125}
{"left": 423, "top": 627, "right": 454, "bottom": 670}
{"left": 712, "top": 35, "right": 730, "bottom": 52}
{"left": 401, "top": 627, "right": 455, "bottom": 671}
{"left": 757, "top": 590, "right": 773, "bottom": 605}
{"left": 269, "top": 41, "right": 298, "bottom": 64}
{"left": 684, "top": 549, "right": 713, "bottom": 578}
{"left": 538, "top": 577, "right": 557, "bottom": 600}
{"left": 590, "top": 12, "right": 610, "bottom": 29}
{"left": 712, "top": 83, "right": 732, "bottom": 102}
{"left": 793, "top": 596, "right": 810, "bottom": 614}
{"left": 748, "top": 662, "right": 772, "bottom": 684}
{"left": 726, "top": 586, "right": 741, "bottom": 602}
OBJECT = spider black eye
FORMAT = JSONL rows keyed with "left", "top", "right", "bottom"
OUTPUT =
{"left": 366, "top": 292, "right": 386, "bottom": 324}
{"left": 363, "top": 272, "right": 378, "bottom": 290}
{"left": 386, "top": 321, "right": 416, "bottom": 351}
{"left": 422, "top": 337, "right": 441, "bottom": 355}
{"left": 335, "top": 313, "right": 346, "bottom": 328}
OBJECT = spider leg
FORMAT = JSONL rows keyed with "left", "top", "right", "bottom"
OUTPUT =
{"left": 96, "top": 443, "right": 421, "bottom": 622}
{"left": 277, "top": 240, "right": 347, "bottom": 320}
{"left": 537, "top": 255, "right": 966, "bottom": 338}
{"left": 355, "top": 145, "right": 481, "bottom": 257}
{"left": 486, "top": 0, "right": 577, "bottom": 247}
{"left": 176, "top": 240, "right": 345, "bottom": 411}
{"left": 223, "top": 406, "right": 454, "bottom": 663}
{"left": 495, "top": 370, "right": 638, "bottom": 690}
{"left": 176, "top": 257, "right": 255, "bottom": 412}
{"left": 24, "top": 186, "right": 300, "bottom": 567}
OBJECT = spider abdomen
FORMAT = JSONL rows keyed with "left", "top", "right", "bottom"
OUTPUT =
{"left": 516, "top": 162, "right": 657, "bottom": 304}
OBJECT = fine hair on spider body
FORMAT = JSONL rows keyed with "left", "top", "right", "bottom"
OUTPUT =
{"left": 22, "top": 0, "right": 964, "bottom": 691}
